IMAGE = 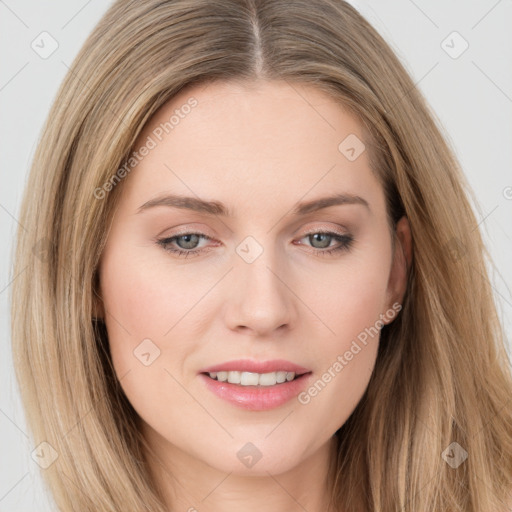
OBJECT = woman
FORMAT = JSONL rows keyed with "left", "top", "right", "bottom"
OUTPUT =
{"left": 11, "top": 0, "right": 512, "bottom": 510}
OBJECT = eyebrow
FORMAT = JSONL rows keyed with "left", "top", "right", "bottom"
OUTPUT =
{"left": 136, "top": 192, "right": 370, "bottom": 216}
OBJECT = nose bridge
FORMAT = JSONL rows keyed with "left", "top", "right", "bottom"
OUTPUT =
{"left": 226, "top": 234, "right": 295, "bottom": 333}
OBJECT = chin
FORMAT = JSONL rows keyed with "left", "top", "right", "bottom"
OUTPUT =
{"left": 197, "top": 435, "right": 317, "bottom": 476}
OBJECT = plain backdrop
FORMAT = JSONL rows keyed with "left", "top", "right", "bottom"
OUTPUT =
{"left": 1, "top": 1, "right": 511, "bottom": 510}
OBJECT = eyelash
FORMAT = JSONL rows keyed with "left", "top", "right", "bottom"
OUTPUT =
{"left": 156, "top": 230, "right": 354, "bottom": 258}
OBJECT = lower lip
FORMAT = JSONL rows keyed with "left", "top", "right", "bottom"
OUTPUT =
{"left": 199, "top": 373, "right": 312, "bottom": 411}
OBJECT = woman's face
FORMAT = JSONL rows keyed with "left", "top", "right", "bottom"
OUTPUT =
{"left": 97, "top": 79, "right": 408, "bottom": 476}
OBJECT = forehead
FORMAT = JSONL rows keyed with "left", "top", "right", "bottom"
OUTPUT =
{"left": 120, "top": 79, "right": 384, "bottom": 215}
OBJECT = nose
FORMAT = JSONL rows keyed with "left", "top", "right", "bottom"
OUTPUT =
{"left": 223, "top": 244, "right": 297, "bottom": 336}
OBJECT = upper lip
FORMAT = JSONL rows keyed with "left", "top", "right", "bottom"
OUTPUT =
{"left": 199, "top": 359, "right": 311, "bottom": 375}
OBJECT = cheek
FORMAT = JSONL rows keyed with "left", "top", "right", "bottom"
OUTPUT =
{"left": 97, "top": 244, "right": 188, "bottom": 390}
{"left": 303, "top": 246, "right": 392, "bottom": 343}
{"left": 98, "top": 247, "right": 200, "bottom": 441}
{"left": 293, "top": 248, "right": 391, "bottom": 431}
{"left": 99, "top": 240, "right": 214, "bottom": 345}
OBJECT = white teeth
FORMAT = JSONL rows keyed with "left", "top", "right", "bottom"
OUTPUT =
{"left": 240, "top": 372, "right": 259, "bottom": 386}
{"left": 227, "top": 371, "right": 241, "bottom": 384}
{"left": 216, "top": 371, "right": 228, "bottom": 382}
{"left": 276, "top": 371, "right": 287, "bottom": 383}
{"left": 208, "top": 370, "right": 298, "bottom": 386}
{"left": 259, "top": 372, "right": 277, "bottom": 386}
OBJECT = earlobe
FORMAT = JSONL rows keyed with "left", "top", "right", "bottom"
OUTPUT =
{"left": 396, "top": 216, "right": 412, "bottom": 270}
{"left": 385, "top": 216, "right": 412, "bottom": 319}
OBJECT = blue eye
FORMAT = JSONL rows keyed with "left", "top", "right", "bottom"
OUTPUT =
{"left": 157, "top": 233, "right": 213, "bottom": 258}
{"left": 300, "top": 231, "right": 354, "bottom": 255}
{"left": 156, "top": 231, "right": 354, "bottom": 258}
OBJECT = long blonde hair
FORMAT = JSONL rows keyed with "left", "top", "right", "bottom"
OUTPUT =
{"left": 11, "top": 0, "right": 512, "bottom": 510}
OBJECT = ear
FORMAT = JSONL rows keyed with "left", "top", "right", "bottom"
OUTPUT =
{"left": 384, "top": 216, "right": 411, "bottom": 322}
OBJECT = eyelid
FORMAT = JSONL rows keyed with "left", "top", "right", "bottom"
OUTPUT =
{"left": 301, "top": 225, "right": 349, "bottom": 236}
{"left": 157, "top": 224, "right": 213, "bottom": 237}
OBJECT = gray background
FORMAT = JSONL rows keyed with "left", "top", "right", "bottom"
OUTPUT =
{"left": 1, "top": 1, "right": 511, "bottom": 510}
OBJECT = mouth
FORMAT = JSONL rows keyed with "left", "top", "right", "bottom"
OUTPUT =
{"left": 202, "top": 370, "right": 307, "bottom": 387}
{"left": 198, "top": 360, "right": 312, "bottom": 411}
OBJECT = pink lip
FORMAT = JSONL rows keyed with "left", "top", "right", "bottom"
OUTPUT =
{"left": 199, "top": 359, "right": 310, "bottom": 375}
{"left": 198, "top": 359, "right": 312, "bottom": 411}
{"left": 199, "top": 374, "right": 312, "bottom": 411}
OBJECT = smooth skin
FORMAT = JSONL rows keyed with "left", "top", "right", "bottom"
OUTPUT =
{"left": 95, "top": 79, "right": 411, "bottom": 512}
